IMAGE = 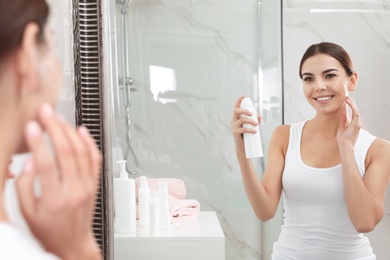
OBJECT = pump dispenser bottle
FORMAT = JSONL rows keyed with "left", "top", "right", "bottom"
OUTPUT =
{"left": 138, "top": 176, "right": 150, "bottom": 228}
{"left": 240, "top": 97, "right": 264, "bottom": 158}
{"left": 114, "top": 160, "right": 136, "bottom": 233}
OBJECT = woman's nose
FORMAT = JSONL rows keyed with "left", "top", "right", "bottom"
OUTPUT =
{"left": 314, "top": 80, "right": 326, "bottom": 91}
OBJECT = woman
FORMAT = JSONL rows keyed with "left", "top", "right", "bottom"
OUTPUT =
{"left": 0, "top": 0, "right": 102, "bottom": 259}
{"left": 231, "top": 42, "right": 390, "bottom": 259}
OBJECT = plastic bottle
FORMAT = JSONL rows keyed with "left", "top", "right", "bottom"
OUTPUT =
{"left": 138, "top": 176, "right": 150, "bottom": 228}
{"left": 158, "top": 182, "right": 171, "bottom": 229}
{"left": 149, "top": 191, "right": 160, "bottom": 235}
{"left": 240, "top": 97, "right": 264, "bottom": 158}
{"left": 114, "top": 160, "right": 136, "bottom": 233}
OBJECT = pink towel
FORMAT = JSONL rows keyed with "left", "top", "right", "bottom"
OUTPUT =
{"left": 135, "top": 177, "right": 186, "bottom": 201}
{"left": 169, "top": 198, "right": 200, "bottom": 224}
{"left": 135, "top": 198, "right": 200, "bottom": 224}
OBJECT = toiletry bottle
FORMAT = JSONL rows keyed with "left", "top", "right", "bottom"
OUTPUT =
{"left": 240, "top": 97, "right": 264, "bottom": 158}
{"left": 158, "top": 182, "right": 171, "bottom": 229}
{"left": 149, "top": 191, "right": 160, "bottom": 235}
{"left": 138, "top": 176, "right": 150, "bottom": 228}
{"left": 114, "top": 160, "right": 136, "bottom": 233}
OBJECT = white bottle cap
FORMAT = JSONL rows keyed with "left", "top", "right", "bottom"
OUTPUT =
{"left": 240, "top": 97, "right": 253, "bottom": 108}
{"left": 117, "top": 160, "right": 128, "bottom": 179}
{"left": 158, "top": 182, "right": 168, "bottom": 191}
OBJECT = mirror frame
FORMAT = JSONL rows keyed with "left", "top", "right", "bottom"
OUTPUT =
{"left": 72, "top": 0, "right": 113, "bottom": 259}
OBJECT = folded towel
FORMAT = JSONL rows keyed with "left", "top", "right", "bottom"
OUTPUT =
{"left": 135, "top": 177, "right": 186, "bottom": 201}
{"left": 135, "top": 198, "right": 200, "bottom": 224}
{"left": 169, "top": 198, "right": 200, "bottom": 224}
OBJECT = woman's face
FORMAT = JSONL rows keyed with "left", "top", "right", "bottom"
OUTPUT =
{"left": 301, "top": 53, "right": 356, "bottom": 115}
{"left": 36, "top": 26, "right": 62, "bottom": 108}
{"left": 16, "top": 25, "right": 62, "bottom": 153}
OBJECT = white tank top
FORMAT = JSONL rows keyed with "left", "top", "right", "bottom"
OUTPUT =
{"left": 272, "top": 121, "right": 377, "bottom": 260}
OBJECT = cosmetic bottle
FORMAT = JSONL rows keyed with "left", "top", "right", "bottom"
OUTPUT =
{"left": 149, "top": 191, "right": 160, "bottom": 235}
{"left": 240, "top": 97, "right": 264, "bottom": 158}
{"left": 114, "top": 160, "right": 136, "bottom": 233}
{"left": 138, "top": 176, "right": 150, "bottom": 228}
{"left": 158, "top": 182, "right": 171, "bottom": 229}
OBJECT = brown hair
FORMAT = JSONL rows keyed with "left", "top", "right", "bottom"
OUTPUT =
{"left": 299, "top": 42, "right": 354, "bottom": 78}
{"left": 0, "top": 0, "right": 49, "bottom": 61}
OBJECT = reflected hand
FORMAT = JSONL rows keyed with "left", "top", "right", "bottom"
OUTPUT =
{"left": 337, "top": 96, "right": 361, "bottom": 148}
{"left": 16, "top": 104, "right": 102, "bottom": 260}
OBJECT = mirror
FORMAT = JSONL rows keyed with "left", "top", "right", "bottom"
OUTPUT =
{"left": 98, "top": 0, "right": 390, "bottom": 259}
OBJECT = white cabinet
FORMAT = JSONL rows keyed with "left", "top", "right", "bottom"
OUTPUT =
{"left": 114, "top": 211, "right": 225, "bottom": 260}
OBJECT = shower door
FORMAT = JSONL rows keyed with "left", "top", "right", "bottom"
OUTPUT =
{"left": 109, "top": 0, "right": 283, "bottom": 259}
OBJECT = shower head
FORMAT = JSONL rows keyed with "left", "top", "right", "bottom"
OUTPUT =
{"left": 121, "top": 0, "right": 133, "bottom": 14}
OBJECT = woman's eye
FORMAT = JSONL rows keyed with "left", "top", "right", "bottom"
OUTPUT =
{"left": 325, "top": 74, "right": 336, "bottom": 79}
{"left": 303, "top": 77, "right": 313, "bottom": 82}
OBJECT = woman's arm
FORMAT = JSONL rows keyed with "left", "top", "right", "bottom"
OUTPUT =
{"left": 231, "top": 96, "right": 288, "bottom": 221}
{"left": 338, "top": 97, "right": 390, "bottom": 233}
{"left": 339, "top": 138, "right": 390, "bottom": 233}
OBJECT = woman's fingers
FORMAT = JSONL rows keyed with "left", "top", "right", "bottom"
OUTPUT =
{"left": 24, "top": 120, "right": 59, "bottom": 196}
{"left": 346, "top": 96, "right": 361, "bottom": 127}
{"left": 38, "top": 105, "right": 80, "bottom": 188}
{"left": 16, "top": 159, "right": 37, "bottom": 221}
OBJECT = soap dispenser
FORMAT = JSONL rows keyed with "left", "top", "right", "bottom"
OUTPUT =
{"left": 114, "top": 160, "right": 136, "bottom": 233}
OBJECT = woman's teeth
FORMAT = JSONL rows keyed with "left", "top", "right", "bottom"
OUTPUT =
{"left": 316, "top": 96, "right": 332, "bottom": 101}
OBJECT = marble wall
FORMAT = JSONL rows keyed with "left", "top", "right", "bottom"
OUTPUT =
{"left": 111, "top": 0, "right": 283, "bottom": 259}
{"left": 283, "top": 0, "right": 390, "bottom": 258}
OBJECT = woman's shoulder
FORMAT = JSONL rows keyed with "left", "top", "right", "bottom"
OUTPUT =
{"left": 369, "top": 137, "right": 390, "bottom": 155}
{"left": 365, "top": 133, "right": 390, "bottom": 168}
{"left": 271, "top": 125, "right": 291, "bottom": 155}
{"left": 273, "top": 124, "right": 291, "bottom": 137}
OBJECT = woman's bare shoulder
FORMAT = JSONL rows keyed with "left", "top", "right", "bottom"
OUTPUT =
{"left": 272, "top": 124, "right": 291, "bottom": 138}
{"left": 369, "top": 137, "right": 390, "bottom": 155}
{"left": 270, "top": 125, "right": 291, "bottom": 154}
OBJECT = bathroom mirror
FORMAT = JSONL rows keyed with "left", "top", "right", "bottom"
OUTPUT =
{"left": 282, "top": 2, "right": 390, "bottom": 259}
{"left": 73, "top": 0, "right": 390, "bottom": 259}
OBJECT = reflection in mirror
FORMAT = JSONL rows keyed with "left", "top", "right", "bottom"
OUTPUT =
{"left": 283, "top": 1, "right": 390, "bottom": 259}
{"left": 102, "top": 0, "right": 390, "bottom": 259}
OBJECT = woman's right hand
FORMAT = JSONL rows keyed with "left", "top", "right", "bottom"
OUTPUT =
{"left": 16, "top": 103, "right": 102, "bottom": 260}
{"left": 230, "top": 96, "right": 261, "bottom": 155}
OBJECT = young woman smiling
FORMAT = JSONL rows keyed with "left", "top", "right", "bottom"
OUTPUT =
{"left": 231, "top": 42, "right": 390, "bottom": 259}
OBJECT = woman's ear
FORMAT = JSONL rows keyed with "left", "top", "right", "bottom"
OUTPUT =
{"left": 15, "top": 23, "right": 40, "bottom": 92}
{"left": 348, "top": 71, "right": 358, "bottom": 92}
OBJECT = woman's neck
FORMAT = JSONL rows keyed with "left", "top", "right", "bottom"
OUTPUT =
{"left": 308, "top": 105, "right": 348, "bottom": 137}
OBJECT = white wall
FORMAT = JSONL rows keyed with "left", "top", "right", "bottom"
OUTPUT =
{"left": 283, "top": 0, "right": 390, "bottom": 258}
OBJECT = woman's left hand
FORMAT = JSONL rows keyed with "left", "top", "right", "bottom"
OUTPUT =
{"left": 337, "top": 96, "right": 361, "bottom": 148}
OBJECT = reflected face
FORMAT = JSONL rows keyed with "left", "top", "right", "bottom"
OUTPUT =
{"left": 301, "top": 53, "right": 355, "bottom": 115}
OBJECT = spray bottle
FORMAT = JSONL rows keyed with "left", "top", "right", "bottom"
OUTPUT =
{"left": 240, "top": 97, "right": 264, "bottom": 158}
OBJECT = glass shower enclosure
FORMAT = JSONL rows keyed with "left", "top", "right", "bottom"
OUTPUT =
{"left": 107, "top": 0, "right": 283, "bottom": 259}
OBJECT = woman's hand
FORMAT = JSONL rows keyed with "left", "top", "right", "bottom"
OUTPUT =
{"left": 337, "top": 96, "right": 361, "bottom": 149}
{"left": 16, "top": 103, "right": 102, "bottom": 260}
{"left": 231, "top": 96, "right": 261, "bottom": 155}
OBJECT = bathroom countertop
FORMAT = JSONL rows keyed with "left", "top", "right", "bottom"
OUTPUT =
{"left": 114, "top": 211, "right": 225, "bottom": 241}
